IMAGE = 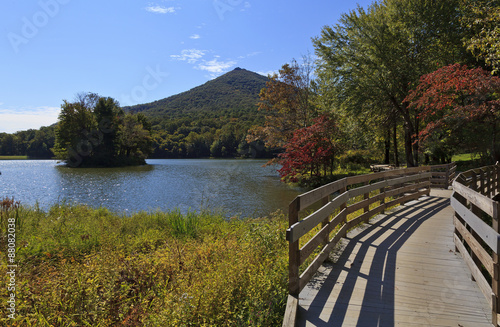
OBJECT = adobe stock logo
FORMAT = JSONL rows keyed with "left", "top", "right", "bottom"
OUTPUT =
{"left": 120, "top": 65, "right": 169, "bottom": 106}
{"left": 7, "top": 0, "right": 70, "bottom": 54}
{"left": 213, "top": 0, "right": 244, "bottom": 21}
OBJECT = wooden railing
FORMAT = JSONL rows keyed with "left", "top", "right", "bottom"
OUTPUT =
{"left": 283, "top": 166, "right": 433, "bottom": 326}
{"left": 451, "top": 164, "right": 500, "bottom": 326}
{"left": 431, "top": 162, "right": 456, "bottom": 188}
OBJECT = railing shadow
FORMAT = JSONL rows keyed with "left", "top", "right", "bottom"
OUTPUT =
{"left": 298, "top": 195, "right": 450, "bottom": 327}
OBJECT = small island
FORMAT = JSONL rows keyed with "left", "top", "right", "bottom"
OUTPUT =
{"left": 53, "top": 93, "right": 153, "bottom": 168}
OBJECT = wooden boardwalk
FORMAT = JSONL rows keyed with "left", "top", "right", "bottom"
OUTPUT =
{"left": 297, "top": 190, "right": 492, "bottom": 327}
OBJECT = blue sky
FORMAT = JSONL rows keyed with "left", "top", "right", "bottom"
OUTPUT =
{"left": 0, "top": 0, "right": 373, "bottom": 133}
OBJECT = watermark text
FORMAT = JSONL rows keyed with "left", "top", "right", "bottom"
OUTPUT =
{"left": 8, "top": 0, "right": 71, "bottom": 53}
{"left": 6, "top": 217, "right": 17, "bottom": 319}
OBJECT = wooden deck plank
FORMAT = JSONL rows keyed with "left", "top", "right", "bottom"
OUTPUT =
{"left": 296, "top": 190, "right": 492, "bottom": 327}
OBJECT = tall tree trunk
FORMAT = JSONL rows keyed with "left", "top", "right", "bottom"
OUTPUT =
{"left": 389, "top": 97, "right": 414, "bottom": 167}
{"left": 412, "top": 139, "right": 419, "bottom": 166}
{"left": 413, "top": 115, "right": 419, "bottom": 166}
{"left": 404, "top": 123, "right": 415, "bottom": 167}
{"left": 384, "top": 128, "right": 390, "bottom": 164}
{"left": 330, "top": 154, "right": 334, "bottom": 175}
{"left": 393, "top": 121, "right": 399, "bottom": 167}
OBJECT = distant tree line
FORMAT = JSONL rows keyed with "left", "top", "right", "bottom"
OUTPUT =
{"left": 150, "top": 116, "right": 271, "bottom": 159}
{"left": 0, "top": 126, "right": 55, "bottom": 158}
{"left": 0, "top": 96, "right": 272, "bottom": 161}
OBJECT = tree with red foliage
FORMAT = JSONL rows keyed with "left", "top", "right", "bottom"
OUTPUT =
{"left": 278, "top": 115, "right": 338, "bottom": 185}
{"left": 405, "top": 64, "right": 500, "bottom": 162}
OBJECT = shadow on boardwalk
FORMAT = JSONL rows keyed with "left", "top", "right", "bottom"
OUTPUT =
{"left": 298, "top": 192, "right": 491, "bottom": 327}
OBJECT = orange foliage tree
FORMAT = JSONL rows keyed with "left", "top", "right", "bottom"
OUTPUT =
{"left": 246, "top": 59, "right": 316, "bottom": 161}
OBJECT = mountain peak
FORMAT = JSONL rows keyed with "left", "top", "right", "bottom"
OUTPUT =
{"left": 124, "top": 68, "right": 269, "bottom": 118}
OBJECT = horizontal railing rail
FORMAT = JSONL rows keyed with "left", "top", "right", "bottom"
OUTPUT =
{"left": 451, "top": 164, "right": 500, "bottom": 326}
{"left": 283, "top": 166, "right": 434, "bottom": 327}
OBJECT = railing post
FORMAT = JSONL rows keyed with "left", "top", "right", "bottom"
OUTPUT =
{"left": 487, "top": 168, "right": 492, "bottom": 198}
{"left": 289, "top": 197, "right": 300, "bottom": 297}
{"left": 496, "top": 164, "right": 500, "bottom": 194}
{"left": 480, "top": 169, "right": 486, "bottom": 195}
{"left": 321, "top": 196, "right": 330, "bottom": 248}
{"left": 363, "top": 181, "right": 370, "bottom": 214}
{"left": 339, "top": 185, "right": 348, "bottom": 238}
{"left": 494, "top": 164, "right": 499, "bottom": 195}
{"left": 453, "top": 190, "right": 467, "bottom": 253}
{"left": 492, "top": 201, "right": 500, "bottom": 326}
{"left": 471, "top": 172, "right": 477, "bottom": 194}
{"left": 469, "top": 174, "right": 483, "bottom": 282}
{"left": 381, "top": 183, "right": 386, "bottom": 214}
{"left": 429, "top": 166, "right": 432, "bottom": 195}
{"left": 445, "top": 163, "right": 450, "bottom": 189}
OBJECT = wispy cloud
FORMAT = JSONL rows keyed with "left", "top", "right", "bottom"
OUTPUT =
{"left": 145, "top": 6, "right": 176, "bottom": 14}
{"left": 197, "top": 57, "right": 237, "bottom": 75}
{"left": 0, "top": 106, "right": 60, "bottom": 133}
{"left": 247, "top": 51, "right": 261, "bottom": 57}
{"left": 170, "top": 49, "right": 206, "bottom": 64}
{"left": 189, "top": 34, "right": 201, "bottom": 40}
{"left": 238, "top": 51, "right": 261, "bottom": 59}
{"left": 171, "top": 50, "right": 237, "bottom": 78}
{"left": 257, "top": 70, "right": 277, "bottom": 77}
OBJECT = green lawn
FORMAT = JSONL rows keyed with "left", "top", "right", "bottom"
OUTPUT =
{"left": 452, "top": 153, "right": 474, "bottom": 162}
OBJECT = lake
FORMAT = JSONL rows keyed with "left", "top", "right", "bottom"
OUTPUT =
{"left": 0, "top": 159, "right": 302, "bottom": 217}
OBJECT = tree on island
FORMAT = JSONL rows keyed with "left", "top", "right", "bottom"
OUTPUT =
{"left": 53, "top": 92, "right": 153, "bottom": 167}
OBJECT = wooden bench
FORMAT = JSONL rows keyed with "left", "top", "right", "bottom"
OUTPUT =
{"left": 370, "top": 164, "right": 395, "bottom": 172}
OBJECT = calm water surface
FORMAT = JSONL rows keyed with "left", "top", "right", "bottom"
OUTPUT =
{"left": 0, "top": 159, "right": 302, "bottom": 217}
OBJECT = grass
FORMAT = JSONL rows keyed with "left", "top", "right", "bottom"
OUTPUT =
{"left": 451, "top": 153, "right": 494, "bottom": 172}
{"left": 452, "top": 153, "right": 475, "bottom": 162}
{"left": 0, "top": 156, "right": 28, "bottom": 160}
{"left": 286, "top": 165, "right": 372, "bottom": 188}
{"left": 0, "top": 200, "right": 289, "bottom": 326}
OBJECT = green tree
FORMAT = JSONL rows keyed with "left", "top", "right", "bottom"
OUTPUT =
{"left": 53, "top": 93, "right": 98, "bottom": 166}
{"left": 0, "top": 134, "right": 18, "bottom": 155}
{"left": 461, "top": 0, "right": 500, "bottom": 74}
{"left": 247, "top": 57, "right": 317, "bottom": 161}
{"left": 314, "top": 0, "right": 468, "bottom": 166}
{"left": 26, "top": 127, "right": 55, "bottom": 158}
{"left": 117, "top": 114, "right": 153, "bottom": 162}
{"left": 54, "top": 92, "right": 152, "bottom": 167}
{"left": 92, "top": 97, "right": 122, "bottom": 165}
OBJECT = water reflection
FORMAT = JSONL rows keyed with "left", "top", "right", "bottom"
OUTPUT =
{"left": 0, "top": 159, "right": 301, "bottom": 217}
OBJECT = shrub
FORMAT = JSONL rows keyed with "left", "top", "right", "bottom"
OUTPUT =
{"left": 0, "top": 205, "right": 288, "bottom": 326}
